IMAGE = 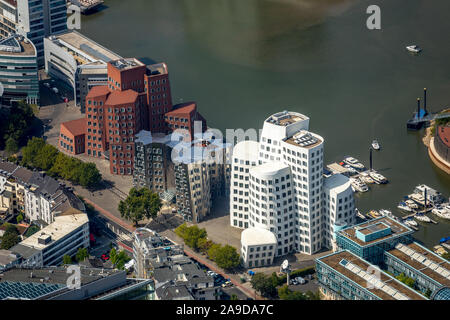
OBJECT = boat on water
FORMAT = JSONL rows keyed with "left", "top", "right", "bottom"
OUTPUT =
{"left": 414, "top": 214, "right": 431, "bottom": 223}
{"left": 369, "top": 171, "right": 388, "bottom": 184}
{"left": 405, "top": 199, "right": 419, "bottom": 210}
{"left": 343, "top": 157, "right": 365, "bottom": 170}
{"left": 432, "top": 204, "right": 450, "bottom": 220}
{"left": 433, "top": 245, "right": 448, "bottom": 256}
{"left": 404, "top": 219, "right": 418, "bottom": 227}
{"left": 343, "top": 165, "right": 358, "bottom": 175}
{"left": 350, "top": 178, "right": 369, "bottom": 193}
{"left": 406, "top": 45, "right": 422, "bottom": 53}
{"left": 355, "top": 208, "right": 366, "bottom": 220}
{"left": 372, "top": 140, "right": 380, "bottom": 150}
{"left": 367, "top": 210, "right": 382, "bottom": 219}
{"left": 398, "top": 202, "right": 413, "bottom": 212}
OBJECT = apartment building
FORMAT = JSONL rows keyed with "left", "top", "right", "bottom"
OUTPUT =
{"left": 0, "top": 160, "right": 86, "bottom": 225}
{"left": 44, "top": 30, "right": 122, "bottom": 112}
{"left": 10, "top": 207, "right": 89, "bottom": 267}
{"left": 0, "top": 34, "right": 39, "bottom": 105}
{"left": 164, "top": 102, "right": 207, "bottom": 139}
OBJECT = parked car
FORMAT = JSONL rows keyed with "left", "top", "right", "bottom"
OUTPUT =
{"left": 290, "top": 279, "right": 298, "bottom": 285}
{"left": 52, "top": 87, "right": 59, "bottom": 94}
{"left": 295, "top": 277, "right": 306, "bottom": 284}
{"left": 101, "top": 254, "right": 109, "bottom": 261}
{"left": 43, "top": 82, "right": 50, "bottom": 88}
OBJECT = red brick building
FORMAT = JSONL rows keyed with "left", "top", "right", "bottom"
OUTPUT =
{"left": 59, "top": 118, "right": 86, "bottom": 155}
{"left": 59, "top": 58, "right": 207, "bottom": 176}
{"left": 164, "top": 102, "right": 207, "bottom": 139}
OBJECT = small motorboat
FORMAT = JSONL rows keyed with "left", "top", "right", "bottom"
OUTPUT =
{"left": 404, "top": 219, "right": 418, "bottom": 227}
{"left": 414, "top": 214, "right": 431, "bottom": 223}
{"left": 369, "top": 171, "right": 388, "bottom": 184}
{"left": 367, "top": 210, "right": 382, "bottom": 219}
{"left": 372, "top": 140, "right": 380, "bottom": 150}
{"left": 405, "top": 199, "right": 419, "bottom": 210}
{"left": 406, "top": 45, "right": 422, "bottom": 53}
{"left": 343, "top": 157, "right": 365, "bottom": 170}
{"left": 355, "top": 208, "right": 366, "bottom": 220}
{"left": 398, "top": 202, "right": 413, "bottom": 212}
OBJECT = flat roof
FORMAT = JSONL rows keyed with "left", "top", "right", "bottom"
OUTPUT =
{"left": 16, "top": 211, "right": 88, "bottom": 252}
{"left": 109, "top": 58, "right": 144, "bottom": 71}
{"left": 323, "top": 173, "right": 351, "bottom": 193}
{"left": 338, "top": 216, "right": 413, "bottom": 246}
{"left": 265, "top": 111, "right": 308, "bottom": 127}
{"left": 51, "top": 31, "right": 122, "bottom": 62}
{"left": 317, "top": 250, "right": 426, "bottom": 300}
{"left": 285, "top": 130, "right": 323, "bottom": 149}
{"left": 0, "top": 35, "right": 35, "bottom": 57}
{"left": 387, "top": 242, "right": 450, "bottom": 287}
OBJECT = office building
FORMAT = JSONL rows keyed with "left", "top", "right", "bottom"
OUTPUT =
{"left": 132, "top": 130, "right": 175, "bottom": 194}
{"left": 316, "top": 250, "right": 427, "bottom": 300}
{"left": 240, "top": 227, "right": 276, "bottom": 268}
{"left": 44, "top": 30, "right": 122, "bottom": 112}
{"left": 0, "top": 266, "right": 153, "bottom": 300}
{"left": 10, "top": 207, "right": 89, "bottom": 267}
{"left": 230, "top": 111, "right": 356, "bottom": 265}
{"left": 164, "top": 102, "right": 207, "bottom": 139}
{"left": 16, "top": 0, "right": 67, "bottom": 65}
{"left": 0, "top": 0, "right": 17, "bottom": 38}
{"left": 0, "top": 34, "right": 39, "bottom": 105}
{"left": 59, "top": 117, "right": 86, "bottom": 155}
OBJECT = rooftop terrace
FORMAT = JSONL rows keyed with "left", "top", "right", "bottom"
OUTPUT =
{"left": 265, "top": 111, "right": 308, "bottom": 127}
{"left": 285, "top": 130, "right": 322, "bottom": 149}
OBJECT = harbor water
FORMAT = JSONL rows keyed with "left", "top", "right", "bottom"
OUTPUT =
{"left": 80, "top": 0, "right": 450, "bottom": 248}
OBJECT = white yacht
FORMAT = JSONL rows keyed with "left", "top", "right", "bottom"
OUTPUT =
{"left": 404, "top": 219, "right": 418, "bottom": 227}
{"left": 414, "top": 214, "right": 431, "bottom": 223}
{"left": 406, "top": 45, "right": 422, "bottom": 53}
{"left": 343, "top": 157, "right": 365, "bottom": 170}
{"left": 432, "top": 204, "right": 450, "bottom": 220}
{"left": 359, "top": 172, "right": 374, "bottom": 184}
{"left": 405, "top": 199, "right": 419, "bottom": 209}
{"left": 350, "top": 178, "right": 369, "bottom": 193}
{"left": 344, "top": 164, "right": 358, "bottom": 175}
{"left": 397, "top": 202, "right": 413, "bottom": 212}
{"left": 369, "top": 171, "right": 388, "bottom": 184}
{"left": 372, "top": 140, "right": 380, "bottom": 150}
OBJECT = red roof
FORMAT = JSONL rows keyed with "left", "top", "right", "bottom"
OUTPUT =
{"left": 61, "top": 118, "right": 86, "bottom": 136}
{"left": 165, "top": 102, "right": 197, "bottom": 116}
{"left": 105, "top": 89, "right": 139, "bottom": 105}
{"left": 438, "top": 126, "right": 450, "bottom": 148}
{"left": 86, "top": 85, "right": 110, "bottom": 99}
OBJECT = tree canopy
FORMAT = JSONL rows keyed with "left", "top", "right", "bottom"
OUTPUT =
{"left": 212, "top": 245, "right": 240, "bottom": 270}
{"left": 0, "top": 224, "right": 20, "bottom": 250}
{"left": 110, "top": 248, "right": 131, "bottom": 270}
{"left": 0, "top": 100, "right": 35, "bottom": 150}
{"left": 62, "top": 254, "right": 72, "bottom": 265}
{"left": 250, "top": 273, "right": 277, "bottom": 298}
{"left": 75, "top": 247, "right": 89, "bottom": 262}
{"left": 119, "top": 187, "right": 162, "bottom": 227}
{"left": 21, "top": 137, "right": 102, "bottom": 188}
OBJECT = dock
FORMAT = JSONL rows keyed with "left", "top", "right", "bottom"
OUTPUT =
{"left": 69, "top": 0, "right": 104, "bottom": 14}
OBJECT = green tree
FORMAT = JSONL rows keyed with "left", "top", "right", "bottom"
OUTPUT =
{"left": 118, "top": 187, "right": 162, "bottom": 227}
{"left": 16, "top": 214, "right": 23, "bottom": 224}
{"left": 441, "top": 252, "right": 450, "bottom": 261}
{"left": 278, "top": 285, "right": 307, "bottom": 300}
{"left": 110, "top": 248, "right": 118, "bottom": 264}
{"left": 213, "top": 245, "right": 240, "bottom": 270}
{"left": 197, "top": 238, "right": 213, "bottom": 254}
{"left": 0, "top": 224, "right": 20, "bottom": 250}
{"left": 5, "top": 137, "right": 18, "bottom": 154}
{"left": 396, "top": 273, "right": 415, "bottom": 288}
{"left": 75, "top": 247, "right": 88, "bottom": 262}
{"left": 34, "top": 144, "right": 59, "bottom": 171}
{"left": 110, "top": 249, "right": 130, "bottom": 270}
{"left": 207, "top": 243, "right": 222, "bottom": 261}
{"left": 21, "top": 137, "right": 46, "bottom": 168}
{"left": 62, "top": 254, "right": 72, "bottom": 265}
{"left": 78, "top": 162, "right": 102, "bottom": 188}
{"left": 230, "top": 294, "right": 238, "bottom": 300}
{"left": 250, "top": 273, "right": 277, "bottom": 298}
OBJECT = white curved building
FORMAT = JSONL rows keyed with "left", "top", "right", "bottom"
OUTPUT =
{"left": 323, "top": 173, "right": 355, "bottom": 251}
{"left": 241, "top": 227, "right": 277, "bottom": 268}
{"left": 229, "top": 140, "right": 259, "bottom": 229}
{"left": 249, "top": 162, "right": 295, "bottom": 256}
{"left": 233, "top": 111, "right": 355, "bottom": 267}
